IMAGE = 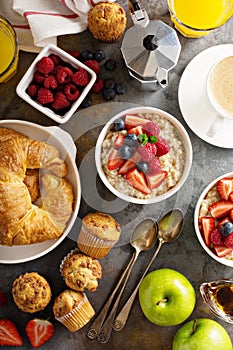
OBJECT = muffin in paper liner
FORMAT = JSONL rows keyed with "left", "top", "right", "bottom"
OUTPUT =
{"left": 53, "top": 289, "right": 95, "bottom": 332}
{"left": 60, "top": 248, "right": 102, "bottom": 292}
{"left": 77, "top": 212, "right": 121, "bottom": 258}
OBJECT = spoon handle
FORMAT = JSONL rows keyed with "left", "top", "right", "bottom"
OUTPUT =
{"left": 113, "top": 239, "right": 163, "bottom": 332}
{"left": 97, "top": 250, "right": 140, "bottom": 343}
{"left": 86, "top": 250, "right": 136, "bottom": 340}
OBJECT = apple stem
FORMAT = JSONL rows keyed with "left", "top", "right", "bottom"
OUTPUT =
{"left": 156, "top": 298, "right": 168, "bottom": 305}
{"left": 191, "top": 319, "right": 197, "bottom": 335}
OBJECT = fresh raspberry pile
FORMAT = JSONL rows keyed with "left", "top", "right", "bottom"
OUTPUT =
{"left": 26, "top": 54, "right": 92, "bottom": 115}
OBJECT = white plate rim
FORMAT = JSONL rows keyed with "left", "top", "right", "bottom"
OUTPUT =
{"left": 178, "top": 44, "right": 233, "bottom": 148}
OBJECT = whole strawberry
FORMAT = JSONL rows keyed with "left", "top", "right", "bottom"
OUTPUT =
{"left": 156, "top": 137, "right": 170, "bottom": 157}
{"left": 26, "top": 318, "right": 54, "bottom": 348}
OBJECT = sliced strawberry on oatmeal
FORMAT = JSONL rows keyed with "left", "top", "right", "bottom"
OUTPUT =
{"left": 118, "top": 152, "right": 141, "bottom": 175}
{"left": 126, "top": 168, "right": 151, "bottom": 194}
{"left": 216, "top": 177, "right": 233, "bottom": 200}
{"left": 128, "top": 125, "right": 144, "bottom": 135}
{"left": 124, "top": 114, "right": 149, "bottom": 129}
{"left": 146, "top": 171, "right": 167, "bottom": 190}
{"left": 26, "top": 318, "right": 54, "bottom": 349}
{"left": 209, "top": 200, "right": 233, "bottom": 219}
{"left": 200, "top": 216, "right": 215, "bottom": 247}
{"left": 214, "top": 245, "right": 233, "bottom": 258}
{"left": 113, "top": 134, "right": 125, "bottom": 150}
{"left": 108, "top": 149, "right": 125, "bottom": 170}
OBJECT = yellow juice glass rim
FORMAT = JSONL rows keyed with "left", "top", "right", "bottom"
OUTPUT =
{"left": 167, "top": 0, "right": 233, "bottom": 32}
{"left": 0, "top": 15, "right": 18, "bottom": 79}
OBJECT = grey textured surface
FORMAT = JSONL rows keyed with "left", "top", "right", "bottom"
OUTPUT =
{"left": 1, "top": 0, "right": 233, "bottom": 349}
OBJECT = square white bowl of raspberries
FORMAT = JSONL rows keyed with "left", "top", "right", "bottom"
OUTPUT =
{"left": 16, "top": 44, "right": 96, "bottom": 124}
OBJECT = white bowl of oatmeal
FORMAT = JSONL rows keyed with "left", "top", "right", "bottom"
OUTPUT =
{"left": 194, "top": 172, "right": 233, "bottom": 267}
{"left": 95, "top": 106, "right": 192, "bottom": 204}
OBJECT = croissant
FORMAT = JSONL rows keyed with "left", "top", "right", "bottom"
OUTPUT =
{"left": 0, "top": 127, "right": 74, "bottom": 246}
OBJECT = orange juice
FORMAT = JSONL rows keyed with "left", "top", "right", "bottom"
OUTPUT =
{"left": 0, "top": 16, "right": 18, "bottom": 83}
{"left": 167, "top": 0, "right": 233, "bottom": 38}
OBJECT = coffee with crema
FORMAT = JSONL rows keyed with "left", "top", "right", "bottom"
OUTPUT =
{"left": 208, "top": 56, "right": 233, "bottom": 118}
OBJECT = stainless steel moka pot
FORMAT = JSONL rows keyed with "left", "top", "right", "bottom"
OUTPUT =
{"left": 121, "top": 0, "right": 181, "bottom": 91}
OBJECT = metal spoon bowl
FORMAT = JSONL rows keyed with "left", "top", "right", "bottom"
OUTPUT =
{"left": 87, "top": 218, "right": 158, "bottom": 342}
{"left": 113, "top": 208, "right": 184, "bottom": 332}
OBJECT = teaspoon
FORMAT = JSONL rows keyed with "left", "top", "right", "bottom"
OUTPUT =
{"left": 113, "top": 208, "right": 184, "bottom": 332}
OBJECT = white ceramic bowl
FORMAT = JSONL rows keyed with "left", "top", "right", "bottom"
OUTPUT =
{"left": 16, "top": 44, "right": 96, "bottom": 124}
{"left": 0, "top": 120, "right": 81, "bottom": 264}
{"left": 95, "top": 106, "right": 192, "bottom": 204}
{"left": 194, "top": 172, "right": 233, "bottom": 267}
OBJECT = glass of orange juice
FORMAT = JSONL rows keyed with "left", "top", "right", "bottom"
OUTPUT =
{"left": 167, "top": 0, "right": 233, "bottom": 38}
{"left": 0, "top": 16, "right": 19, "bottom": 83}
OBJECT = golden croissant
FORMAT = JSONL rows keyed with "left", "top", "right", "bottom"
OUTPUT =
{"left": 0, "top": 127, "right": 74, "bottom": 246}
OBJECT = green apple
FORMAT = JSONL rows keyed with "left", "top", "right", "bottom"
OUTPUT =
{"left": 139, "top": 268, "right": 196, "bottom": 326}
{"left": 172, "top": 318, "right": 232, "bottom": 350}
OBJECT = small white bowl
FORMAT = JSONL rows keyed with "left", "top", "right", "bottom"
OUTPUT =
{"left": 95, "top": 106, "right": 192, "bottom": 205}
{"left": 194, "top": 172, "right": 233, "bottom": 267}
{"left": 16, "top": 44, "right": 96, "bottom": 124}
{"left": 0, "top": 120, "right": 81, "bottom": 264}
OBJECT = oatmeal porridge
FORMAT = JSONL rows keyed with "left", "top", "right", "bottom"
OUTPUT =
{"left": 198, "top": 176, "right": 233, "bottom": 260}
{"left": 101, "top": 112, "right": 186, "bottom": 200}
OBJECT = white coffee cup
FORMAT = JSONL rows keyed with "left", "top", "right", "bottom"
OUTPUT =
{"left": 206, "top": 55, "right": 233, "bottom": 137}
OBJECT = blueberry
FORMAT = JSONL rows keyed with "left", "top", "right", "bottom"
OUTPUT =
{"left": 102, "top": 88, "right": 116, "bottom": 101}
{"left": 136, "top": 161, "right": 148, "bottom": 173}
{"left": 125, "top": 133, "right": 138, "bottom": 147}
{"left": 104, "top": 59, "right": 116, "bottom": 71}
{"left": 104, "top": 78, "right": 116, "bottom": 89}
{"left": 115, "top": 83, "right": 127, "bottom": 95}
{"left": 79, "top": 50, "right": 94, "bottom": 62}
{"left": 81, "top": 96, "right": 92, "bottom": 108}
{"left": 114, "top": 118, "right": 125, "bottom": 131}
{"left": 220, "top": 222, "right": 233, "bottom": 236}
{"left": 94, "top": 49, "right": 105, "bottom": 62}
{"left": 119, "top": 145, "right": 133, "bottom": 159}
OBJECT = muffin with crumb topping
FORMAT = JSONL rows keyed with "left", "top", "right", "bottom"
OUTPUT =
{"left": 88, "top": 2, "right": 127, "bottom": 42}
{"left": 12, "top": 272, "right": 52, "bottom": 313}
{"left": 53, "top": 289, "right": 95, "bottom": 332}
{"left": 60, "top": 250, "right": 102, "bottom": 292}
{"left": 77, "top": 212, "right": 121, "bottom": 258}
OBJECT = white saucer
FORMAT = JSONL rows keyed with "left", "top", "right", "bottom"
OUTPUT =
{"left": 178, "top": 44, "right": 233, "bottom": 148}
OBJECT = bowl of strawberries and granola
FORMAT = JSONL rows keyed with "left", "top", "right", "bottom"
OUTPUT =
{"left": 95, "top": 106, "right": 192, "bottom": 204}
{"left": 194, "top": 172, "right": 233, "bottom": 267}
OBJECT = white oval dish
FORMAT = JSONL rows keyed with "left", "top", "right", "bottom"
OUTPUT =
{"left": 0, "top": 120, "right": 81, "bottom": 264}
{"left": 95, "top": 106, "right": 192, "bottom": 205}
{"left": 194, "top": 172, "right": 233, "bottom": 267}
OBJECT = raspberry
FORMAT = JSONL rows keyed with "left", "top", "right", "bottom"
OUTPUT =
{"left": 210, "top": 228, "right": 224, "bottom": 246}
{"left": 143, "top": 121, "right": 160, "bottom": 137}
{"left": 52, "top": 91, "right": 70, "bottom": 110}
{"left": 49, "top": 54, "right": 61, "bottom": 65}
{"left": 223, "top": 232, "right": 233, "bottom": 248}
{"left": 34, "top": 71, "right": 45, "bottom": 84}
{"left": 27, "top": 84, "right": 39, "bottom": 98}
{"left": 36, "top": 56, "right": 54, "bottom": 75}
{"left": 72, "top": 68, "right": 90, "bottom": 86}
{"left": 138, "top": 143, "right": 157, "bottom": 162}
{"left": 37, "top": 88, "right": 54, "bottom": 105}
{"left": 147, "top": 158, "right": 162, "bottom": 174}
{"left": 84, "top": 59, "right": 100, "bottom": 74}
{"left": 64, "top": 83, "right": 80, "bottom": 101}
{"left": 44, "top": 75, "right": 58, "bottom": 90}
{"left": 92, "top": 77, "right": 104, "bottom": 93}
{"left": 56, "top": 66, "right": 73, "bottom": 84}
{"left": 156, "top": 137, "right": 170, "bottom": 157}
